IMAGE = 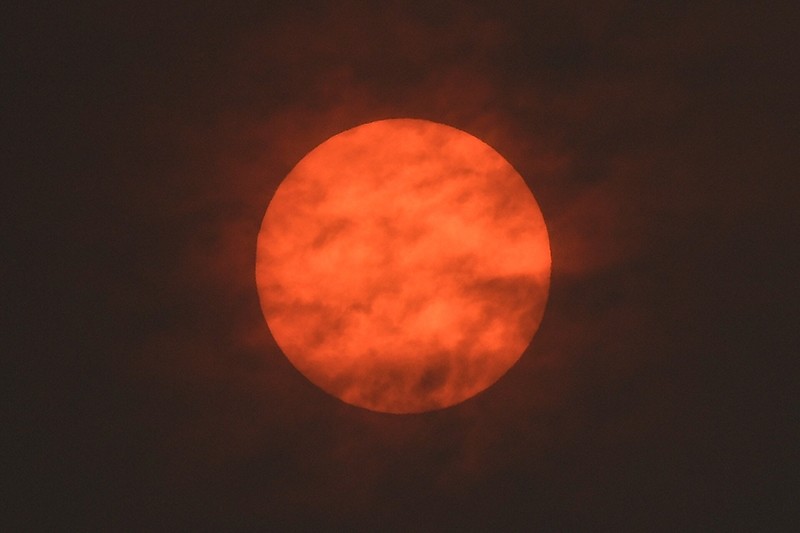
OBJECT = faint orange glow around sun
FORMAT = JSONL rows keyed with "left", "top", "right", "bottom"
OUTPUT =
{"left": 256, "top": 119, "right": 551, "bottom": 414}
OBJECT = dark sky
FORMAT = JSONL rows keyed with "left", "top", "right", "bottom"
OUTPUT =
{"left": 5, "top": 1, "right": 797, "bottom": 530}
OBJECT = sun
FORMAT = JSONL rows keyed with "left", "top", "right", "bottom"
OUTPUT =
{"left": 256, "top": 118, "right": 551, "bottom": 413}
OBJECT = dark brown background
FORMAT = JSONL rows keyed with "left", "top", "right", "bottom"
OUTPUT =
{"left": 5, "top": 1, "right": 797, "bottom": 530}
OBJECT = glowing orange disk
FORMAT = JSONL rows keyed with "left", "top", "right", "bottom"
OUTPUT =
{"left": 256, "top": 119, "right": 550, "bottom": 413}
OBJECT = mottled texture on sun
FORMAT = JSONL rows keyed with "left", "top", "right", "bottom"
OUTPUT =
{"left": 257, "top": 119, "right": 550, "bottom": 414}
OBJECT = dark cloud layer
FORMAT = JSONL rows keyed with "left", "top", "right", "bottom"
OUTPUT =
{"left": 5, "top": 0, "right": 797, "bottom": 530}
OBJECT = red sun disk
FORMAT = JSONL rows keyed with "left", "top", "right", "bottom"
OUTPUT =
{"left": 256, "top": 118, "right": 551, "bottom": 413}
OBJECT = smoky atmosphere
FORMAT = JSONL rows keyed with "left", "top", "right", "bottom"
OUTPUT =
{"left": 5, "top": 1, "right": 797, "bottom": 530}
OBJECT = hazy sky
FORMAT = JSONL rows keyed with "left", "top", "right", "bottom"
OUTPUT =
{"left": 6, "top": 1, "right": 796, "bottom": 530}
